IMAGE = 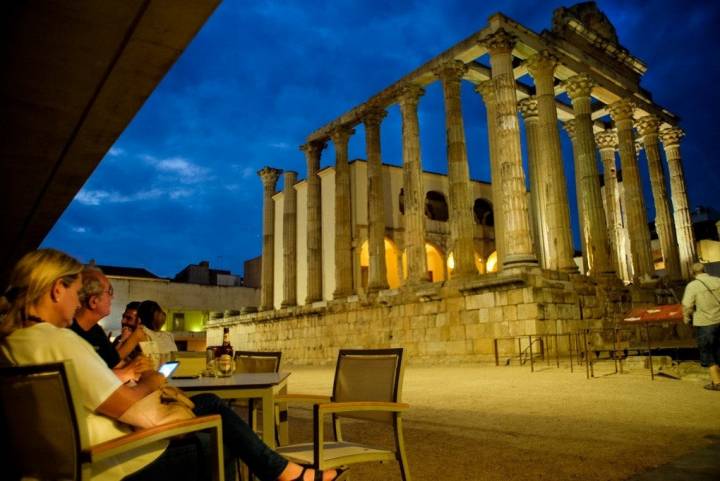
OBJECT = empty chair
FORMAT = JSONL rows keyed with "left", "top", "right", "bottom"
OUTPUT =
{"left": 0, "top": 360, "right": 224, "bottom": 481}
{"left": 276, "top": 348, "right": 411, "bottom": 481}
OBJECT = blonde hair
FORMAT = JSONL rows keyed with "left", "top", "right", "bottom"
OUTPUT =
{"left": 0, "top": 249, "right": 83, "bottom": 338}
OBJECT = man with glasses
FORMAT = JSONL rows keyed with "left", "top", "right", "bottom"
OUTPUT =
{"left": 71, "top": 266, "right": 152, "bottom": 382}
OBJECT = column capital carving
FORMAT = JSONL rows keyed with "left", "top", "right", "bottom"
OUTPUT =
{"left": 517, "top": 96, "right": 538, "bottom": 119}
{"left": 397, "top": 82, "right": 425, "bottom": 108}
{"left": 525, "top": 50, "right": 558, "bottom": 78}
{"left": 300, "top": 140, "right": 326, "bottom": 156}
{"left": 258, "top": 166, "right": 282, "bottom": 188}
{"left": 635, "top": 115, "right": 660, "bottom": 137}
{"left": 608, "top": 98, "right": 636, "bottom": 122}
{"left": 433, "top": 59, "right": 467, "bottom": 83}
{"left": 562, "top": 120, "right": 577, "bottom": 141}
{"left": 482, "top": 29, "right": 516, "bottom": 55}
{"left": 563, "top": 73, "right": 594, "bottom": 100}
{"left": 474, "top": 79, "right": 495, "bottom": 103}
{"left": 594, "top": 130, "right": 618, "bottom": 150}
{"left": 330, "top": 125, "right": 355, "bottom": 147}
{"left": 660, "top": 126, "right": 685, "bottom": 146}
{"left": 363, "top": 105, "right": 388, "bottom": 128}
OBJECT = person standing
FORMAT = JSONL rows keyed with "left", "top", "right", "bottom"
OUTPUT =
{"left": 682, "top": 262, "right": 720, "bottom": 391}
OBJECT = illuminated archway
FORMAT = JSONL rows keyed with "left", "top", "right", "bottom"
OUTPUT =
{"left": 400, "top": 242, "right": 447, "bottom": 283}
{"left": 446, "top": 251, "right": 485, "bottom": 278}
{"left": 359, "top": 237, "right": 403, "bottom": 289}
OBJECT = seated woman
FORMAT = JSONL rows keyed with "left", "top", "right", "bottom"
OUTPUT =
{"left": 136, "top": 300, "right": 178, "bottom": 363}
{"left": 0, "top": 249, "right": 345, "bottom": 481}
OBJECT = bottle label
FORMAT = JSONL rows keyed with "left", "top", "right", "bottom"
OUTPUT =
{"left": 217, "top": 354, "right": 233, "bottom": 376}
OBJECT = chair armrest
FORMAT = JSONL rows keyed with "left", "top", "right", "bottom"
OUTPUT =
{"left": 87, "top": 415, "right": 223, "bottom": 462}
{"left": 316, "top": 401, "right": 409, "bottom": 415}
{"left": 274, "top": 393, "right": 332, "bottom": 405}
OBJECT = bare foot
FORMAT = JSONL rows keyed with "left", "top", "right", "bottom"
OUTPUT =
{"left": 278, "top": 462, "right": 339, "bottom": 481}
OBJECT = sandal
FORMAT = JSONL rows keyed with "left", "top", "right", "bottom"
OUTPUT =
{"left": 291, "top": 466, "right": 348, "bottom": 481}
{"left": 704, "top": 383, "right": 720, "bottom": 391}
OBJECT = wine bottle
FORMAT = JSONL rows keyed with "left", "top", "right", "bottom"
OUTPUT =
{"left": 216, "top": 327, "right": 234, "bottom": 377}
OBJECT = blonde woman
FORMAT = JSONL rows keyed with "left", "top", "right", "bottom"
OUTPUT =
{"left": 0, "top": 249, "right": 345, "bottom": 481}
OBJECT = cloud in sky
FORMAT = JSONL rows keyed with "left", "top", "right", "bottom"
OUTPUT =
{"left": 42, "top": 0, "right": 720, "bottom": 278}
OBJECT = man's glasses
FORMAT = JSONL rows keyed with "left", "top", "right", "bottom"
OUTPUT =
{"left": 104, "top": 285, "right": 114, "bottom": 297}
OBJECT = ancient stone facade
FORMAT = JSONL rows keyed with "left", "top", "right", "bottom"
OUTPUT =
{"left": 213, "top": 4, "right": 696, "bottom": 363}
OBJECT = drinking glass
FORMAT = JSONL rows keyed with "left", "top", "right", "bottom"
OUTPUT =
{"left": 201, "top": 346, "right": 218, "bottom": 377}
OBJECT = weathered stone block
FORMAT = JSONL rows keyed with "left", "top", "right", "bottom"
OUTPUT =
{"left": 466, "top": 292, "right": 495, "bottom": 310}
{"left": 517, "top": 303, "right": 538, "bottom": 320}
{"left": 502, "top": 305, "right": 518, "bottom": 321}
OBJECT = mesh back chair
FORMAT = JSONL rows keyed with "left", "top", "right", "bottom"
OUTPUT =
{"left": 233, "top": 351, "right": 282, "bottom": 480}
{"left": 276, "top": 348, "right": 411, "bottom": 481}
{"left": 0, "top": 360, "right": 225, "bottom": 481}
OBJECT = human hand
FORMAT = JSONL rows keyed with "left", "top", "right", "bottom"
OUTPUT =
{"left": 130, "top": 325, "right": 147, "bottom": 343}
{"left": 139, "top": 370, "right": 167, "bottom": 390}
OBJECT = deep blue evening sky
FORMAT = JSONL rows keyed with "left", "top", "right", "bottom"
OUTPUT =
{"left": 42, "top": 0, "right": 720, "bottom": 278}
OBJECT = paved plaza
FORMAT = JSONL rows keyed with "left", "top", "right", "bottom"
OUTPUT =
{"left": 285, "top": 363, "right": 720, "bottom": 480}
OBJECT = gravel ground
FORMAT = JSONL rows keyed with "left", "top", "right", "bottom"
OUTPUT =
{"left": 280, "top": 361, "right": 720, "bottom": 481}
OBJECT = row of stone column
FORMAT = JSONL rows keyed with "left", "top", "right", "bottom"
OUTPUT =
{"left": 257, "top": 29, "right": 696, "bottom": 309}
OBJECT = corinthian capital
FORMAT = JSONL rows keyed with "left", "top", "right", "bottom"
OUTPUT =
{"left": 562, "top": 120, "right": 577, "bottom": 141}
{"left": 608, "top": 98, "right": 636, "bottom": 122}
{"left": 397, "top": 82, "right": 425, "bottom": 109}
{"left": 474, "top": 80, "right": 495, "bottom": 103}
{"left": 300, "top": 140, "right": 326, "bottom": 157}
{"left": 258, "top": 166, "right": 282, "bottom": 190}
{"left": 330, "top": 125, "right": 355, "bottom": 147}
{"left": 660, "top": 126, "right": 685, "bottom": 146}
{"left": 517, "top": 97, "right": 538, "bottom": 120}
{"left": 594, "top": 130, "right": 618, "bottom": 150}
{"left": 563, "top": 73, "right": 594, "bottom": 100}
{"left": 525, "top": 50, "right": 558, "bottom": 78}
{"left": 635, "top": 115, "right": 660, "bottom": 137}
{"left": 433, "top": 59, "right": 467, "bottom": 84}
{"left": 482, "top": 29, "right": 516, "bottom": 55}
{"left": 363, "top": 105, "right": 388, "bottom": 128}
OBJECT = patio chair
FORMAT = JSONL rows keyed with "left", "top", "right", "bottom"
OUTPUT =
{"left": 275, "top": 348, "right": 411, "bottom": 481}
{"left": 0, "top": 360, "right": 224, "bottom": 481}
{"left": 233, "top": 350, "right": 282, "bottom": 480}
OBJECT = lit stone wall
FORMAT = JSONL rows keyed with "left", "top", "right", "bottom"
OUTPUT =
{"left": 207, "top": 270, "right": 663, "bottom": 365}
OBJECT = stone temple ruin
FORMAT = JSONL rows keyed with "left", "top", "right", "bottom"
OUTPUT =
{"left": 208, "top": 3, "right": 696, "bottom": 364}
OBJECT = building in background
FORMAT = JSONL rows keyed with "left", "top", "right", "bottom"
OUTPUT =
{"left": 99, "top": 262, "right": 258, "bottom": 351}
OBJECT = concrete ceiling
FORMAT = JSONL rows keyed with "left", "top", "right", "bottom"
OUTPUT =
{"left": 0, "top": 0, "right": 221, "bottom": 285}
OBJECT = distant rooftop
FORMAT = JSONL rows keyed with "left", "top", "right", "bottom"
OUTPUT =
{"left": 97, "top": 265, "right": 162, "bottom": 280}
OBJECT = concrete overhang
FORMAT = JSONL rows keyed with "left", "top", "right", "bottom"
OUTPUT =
{"left": 0, "top": 0, "right": 221, "bottom": 285}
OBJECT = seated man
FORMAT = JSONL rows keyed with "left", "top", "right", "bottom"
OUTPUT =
{"left": 112, "top": 301, "right": 142, "bottom": 349}
{"left": 70, "top": 267, "right": 151, "bottom": 381}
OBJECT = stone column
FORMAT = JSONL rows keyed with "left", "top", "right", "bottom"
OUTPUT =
{"left": 435, "top": 60, "right": 476, "bottom": 278}
{"left": 475, "top": 81, "right": 504, "bottom": 270}
{"left": 331, "top": 126, "right": 355, "bottom": 298}
{"left": 562, "top": 121, "right": 588, "bottom": 273}
{"left": 609, "top": 99, "right": 655, "bottom": 282}
{"left": 483, "top": 29, "right": 537, "bottom": 270}
{"left": 517, "top": 97, "right": 545, "bottom": 267}
{"left": 563, "top": 74, "right": 614, "bottom": 277}
{"left": 301, "top": 141, "right": 325, "bottom": 303}
{"left": 398, "top": 83, "right": 429, "bottom": 284}
{"left": 281, "top": 170, "right": 298, "bottom": 307}
{"left": 595, "top": 130, "right": 631, "bottom": 282}
{"left": 258, "top": 166, "right": 282, "bottom": 310}
{"left": 636, "top": 115, "right": 681, "bottom": 280}
{"left": 525, "top": 51, "right": 577, "bottom": 272}
{"left": 364, "top": 106, "right": 389, "bottom": 292}
{"left": 660, "top": 127, "right": 697, "bottom": 279}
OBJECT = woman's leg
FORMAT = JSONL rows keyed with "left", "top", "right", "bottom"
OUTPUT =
{"left": 123, "top": 435, "right": 206, "bottom": 481}
{"left": 191, "top": 393, "right": 288, "bottom": 481}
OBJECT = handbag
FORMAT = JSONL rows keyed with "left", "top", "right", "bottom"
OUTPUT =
{"left": 118, "top": 386, "right": 196, "bottom": 429}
